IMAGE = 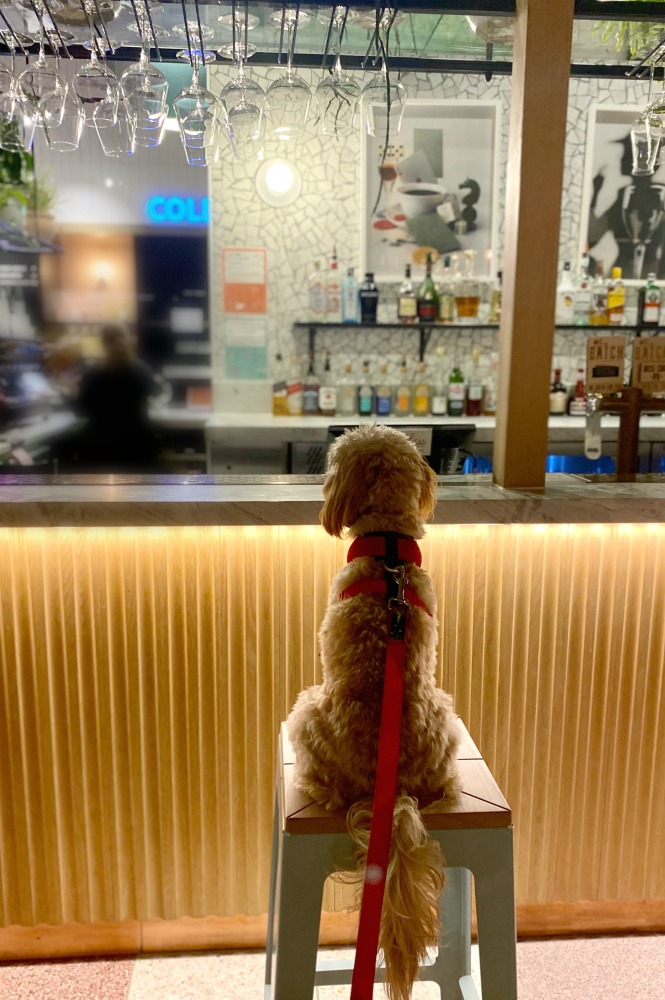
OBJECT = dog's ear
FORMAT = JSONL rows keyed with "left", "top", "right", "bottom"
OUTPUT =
{"left": 419, "top": 460, "right": 438, "bottom": 521}
{"left": 320, "top": 441, "right": 364, "bottom": 537}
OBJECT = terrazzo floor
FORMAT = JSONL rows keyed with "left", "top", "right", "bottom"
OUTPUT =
{"left": 1, "top": 936, "right": 664, "bottom": 999}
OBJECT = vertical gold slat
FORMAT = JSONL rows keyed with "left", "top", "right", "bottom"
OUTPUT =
{"left": 1, "top": 523, "right": 665, "bottom": 930}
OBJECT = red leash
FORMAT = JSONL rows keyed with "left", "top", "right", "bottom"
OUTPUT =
{"left": 350, "top": 599, "right": 409, "bottom": 999}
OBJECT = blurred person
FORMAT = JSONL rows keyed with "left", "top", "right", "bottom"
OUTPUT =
{"left": 75, "top": 324, "right": 164, "bottom": 472}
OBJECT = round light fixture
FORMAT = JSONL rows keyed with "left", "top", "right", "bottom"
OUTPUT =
{"left": 255, "top": 158, "right": 302, "bottom": 207}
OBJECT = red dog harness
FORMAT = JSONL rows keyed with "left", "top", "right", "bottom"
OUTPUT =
{"left": 340, "top": 532, "right": 431, "bottom": 1000}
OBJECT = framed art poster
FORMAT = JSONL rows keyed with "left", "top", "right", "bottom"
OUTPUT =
{"left": 360, "top": 99, "right": 501, "bottom": 282}
{"left": 580, "top": 104, "right": 665, "bottom": 283}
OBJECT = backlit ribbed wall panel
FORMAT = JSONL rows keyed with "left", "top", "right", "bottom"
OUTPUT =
{"left": 0, "top": 523, "right": 664, "bottom": 927}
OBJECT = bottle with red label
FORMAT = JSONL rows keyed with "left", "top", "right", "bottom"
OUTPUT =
{"left": 567, "top": 368, "right": 586, "bottom": 416}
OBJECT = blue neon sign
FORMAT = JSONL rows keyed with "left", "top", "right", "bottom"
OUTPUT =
{"left": 146, "top": 195, "right": 209, "bottom": 225}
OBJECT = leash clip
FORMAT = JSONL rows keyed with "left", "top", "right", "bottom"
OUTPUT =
{"left": 385, "top": 565, "right": 410, "bottom": 640}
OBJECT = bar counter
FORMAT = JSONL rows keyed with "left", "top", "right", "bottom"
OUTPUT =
{"left": 1, "top": 472, "right": 665, "bottom": 526}
{"left": 1, "top": 475, "right": 664, "bottom": 959}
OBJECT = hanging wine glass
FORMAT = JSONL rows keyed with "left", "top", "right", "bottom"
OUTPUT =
{"left": 72, "top": 4, "right": 121, "bottom": 128}
{"left": 18, "top": 2, "right": 68, "bottom": 128}
{"left": 174, "top": 50, "right": 227, "bottom": 167}
{"left": 264, "top": 7, "right": 311, "bottom": 140}
{"left": 95, "top": 98, "right": 135, "bottom": 157}
{"left": 126, "top": 0, "right": 170, "bottom": 39}
{"left": 221, "top": 36, "right": 264, "bottom": 152}
{"left": 360, "top": 69, "right": 406, "bottom": 138}
{"left": 44, "top": 90, "right": 84, "bottom": 151}
{"left": 120, "top": 20, "right": 168, "bottom": 148}
{"left": 315, "top": 8, "right": 360, "bottom": 137}
{"left": 359, "top": 11, "right": 406, "bottom": 140}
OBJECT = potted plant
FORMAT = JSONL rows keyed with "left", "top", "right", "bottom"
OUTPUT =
{"left": 26, "top": 174, "right": 59, "bottom": 243}
{"left": 0, "top": 135, "right": 32, "bottom": 233}
{"left": 596, "top": 0, "right": 665, "bottom": 59}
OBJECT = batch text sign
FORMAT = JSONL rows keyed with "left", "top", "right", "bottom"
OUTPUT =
{"left": 632, "top": 336, "right": 665, "bottom": 392}
{"left": 586, "top": 336, "right": 626, "bottom": 394}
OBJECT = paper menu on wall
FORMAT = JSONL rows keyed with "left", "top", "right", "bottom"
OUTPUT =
{"left": 222, "top": 248, "right": 267, "bottom": 314}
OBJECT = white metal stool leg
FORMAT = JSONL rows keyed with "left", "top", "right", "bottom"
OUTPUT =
{"left": 268, "top": 829, "right": 334, "bottom": 1000}
{"left": 471, "top": 827, "right": 517, "bottom": 1000}
{"left": 264, "top": 789, "right": 281, "bottom": 995}
{"left": 422, "top": 866, "right": 475, "bottom": 998}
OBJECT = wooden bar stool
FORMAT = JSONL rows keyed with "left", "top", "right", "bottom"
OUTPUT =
{"left": 265, "top": 718, "right": 517, "bottom": 1000}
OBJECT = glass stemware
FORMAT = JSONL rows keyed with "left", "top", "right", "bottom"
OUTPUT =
{"left": 360, "top": 63, "right": 406, "bottom": 139}
{"left": 265, "top": 8, "right": 311, "bottom": 140}
{"left": 18, "top": 3, "right": 68, "bottom": 128}
{"left": 221, "top": 42, "right": 264, "bottom": 152}
{"left": 315, "top": 10, "right": 360, "bottom": 137}
{"left": 95, "top": 99, "right": 135, "bottom": 157}
{"left": 174, "top": 54, "right": 227, "bottom": 167}
{"left": 120, "top": 41, "right": 168, "bottom": 148}
{"left": 72, "top": 7, "right": 121, "bottom": 128}
{"left": 44, "top": 90, "right": 84, "bottom": 152}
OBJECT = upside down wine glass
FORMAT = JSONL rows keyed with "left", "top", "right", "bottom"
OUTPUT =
{"left": 174, "top": 52, "right": 227, "bottom": 167}
{"left": 264, "top": 8, "right": 311, "bottom": 140}
{"left": 120, "top": 29, "right": 169, "bottom": 147}
{"left": 221, "top": 39, "right": 264, "bottom": 156}
{"left": 18, "top": 2, "right": 68, "bottom": 129}
{"left": 315, "top": 8, "right": 360, "bottom": 137}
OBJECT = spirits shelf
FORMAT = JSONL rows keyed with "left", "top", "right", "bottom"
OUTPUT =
{"left": 293, "top": 322, "right": 661, "bottom": 360}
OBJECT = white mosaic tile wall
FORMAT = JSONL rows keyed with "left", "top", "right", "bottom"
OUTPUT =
{"left": 208, "top": 68, "right": 650, "bottom": 402}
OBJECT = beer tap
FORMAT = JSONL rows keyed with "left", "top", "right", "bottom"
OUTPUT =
{"left": 585, "top": 387, "right": 665, "bottom": 481}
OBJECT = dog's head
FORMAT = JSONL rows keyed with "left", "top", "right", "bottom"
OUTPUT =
{"left": 320, "top": 425, "right": 438, "bottom": 538}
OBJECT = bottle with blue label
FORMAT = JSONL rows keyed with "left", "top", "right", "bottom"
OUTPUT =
{"left": 358, "top": 359, "right": 374, "bottom": 416}
{"left": 375, "top": 362, "right": 392, "bottom": 416}
{"left": 342, "top": 267, "right": 360, "bottom": 324}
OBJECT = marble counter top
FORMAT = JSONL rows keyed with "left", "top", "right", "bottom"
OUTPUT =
{"left": 0, "top": 473, "right": 664, "bottom": 527}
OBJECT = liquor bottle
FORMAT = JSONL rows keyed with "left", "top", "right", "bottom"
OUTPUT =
{"left": 482, "top": 352, "right": 499, "bottom": 416}
{"left": 431, "top": 346, "right": 447, "bottom": 416}
{"left": 375, "top": 362, "right": 392, "bottom": 416}
{"left": 326, "top": 246, "right": 342, "bottom": 322}
{"left": 589, "top": 262, "right": 608, "bottom": 325}
{"left": 638, "top": 273, "right": 662, "bottom": 327}
{"left": 417, "top": 253, "right": 439, "bottom": 323}
{"left": 337, "top": 360, "right": 358, "bottom": 416}
{"left": 307, "top": 259, "right": 327, "bottom": 322}
{"left": 549, "top": 368, "right": 567, "bottom": 415}
{"left": 358, "top": 359, "right": 375, "bottom": 416}
{"left": 437, "top": 257, "right": 456, "bottom": 323}
{"left": 272, "top": 352, "right": 289, "bottom": 416}
{"left": 606, "top": 266, "right": 625, "bottom": 326}
{"left": 302, "top": 352, "right": 320, "bottom": 415}
{"left": 447, "top": 364, "right": 466, "bottom": 417}
{"left": 465, "top": 348, "right": 483, "bottom": 416}
{"left": 397, "top": 264, "right": 417, "bottom": 324}
{"left": 286, "top": 354, "right": 304, "bottom": 416}
{"left": 488, "top": 269, "right": 502, "bottom": 324}
{"left": 567, "top": 367, "right": 586, "bottom": 416}
{"left": 555, "top": 261, "right": 575, "bottom": 324}
{"left": 318, "top": 350, "right": 337, "bottom": 417}
{"left": 359, "top": 272, "right": 379, "bottom": 323}
{"left": 341, "top": 267, "right": 360, "bottom": 324}
{"left": 394, "top": 356, "right": 411, "bottom": 416}
{"left": 574, "top": 254, "right": 592, "bottom": 325}
{"left": 455, "top": 249, "right": 481, "bottom": 323}
{"left": 412, "top": 361, "right": 431, "bottom": 416}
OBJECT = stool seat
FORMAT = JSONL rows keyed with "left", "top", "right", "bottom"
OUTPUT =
{"left": 266, "top": 718, "right": 517, "bottom": 1000}
{"left": 281, "top": 718, "right": 512, "bottom": 834}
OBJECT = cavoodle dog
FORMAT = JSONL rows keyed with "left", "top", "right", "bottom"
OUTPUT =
{"left": 288, "top": 424, "right": 459, "bottom": 1000}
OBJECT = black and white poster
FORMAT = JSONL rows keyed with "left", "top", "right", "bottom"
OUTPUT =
{"left": 581, "top": 104, "right": 665, "bottom": 282}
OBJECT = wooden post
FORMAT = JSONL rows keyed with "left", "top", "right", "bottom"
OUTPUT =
{"left": 493, "top": 0, "right": 575, "bottom": 489}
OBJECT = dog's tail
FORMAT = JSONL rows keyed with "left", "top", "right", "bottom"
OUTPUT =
{"left": 346, "top": 795, "right": 445, "bottom": 1000}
